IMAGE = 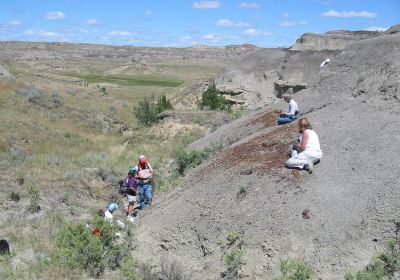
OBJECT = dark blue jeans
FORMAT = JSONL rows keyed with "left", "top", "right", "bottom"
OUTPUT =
{"left": 138, "top": 184, "right": 153, "bottom": 209}
{"left": 277, "top": 114, "right": 297, "bottom": 125}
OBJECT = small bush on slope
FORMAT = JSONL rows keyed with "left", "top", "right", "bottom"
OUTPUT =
{"left": 134, "top": 95, "right": 173, "bottom": 126}
{"left": 275, "top": 258, "right": 314, "bottom": 280}
{"left": 224, "top": 249, "right": 244, "bottom": 279}
{"left": 54, "top": 216, "right": 131, "bottom": 278}
{"left": 346, "top": 236, "right": 400, "bottom": 280}
{"left": 199, "top": 80, "right": 231, "bottom": 112}
{"left": 173, "top": 145, "right": 210, "bottom": 175}
{"left": 28, "top": 184, "right": 40, "bottom": 213}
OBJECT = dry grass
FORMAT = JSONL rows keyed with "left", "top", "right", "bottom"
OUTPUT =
{"left": 0, "top": 54, "right": 224, "bottom": 279}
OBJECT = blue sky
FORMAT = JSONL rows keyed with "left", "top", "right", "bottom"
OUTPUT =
{"left": 0, "top": 0, "right": 398, "bottom": 47}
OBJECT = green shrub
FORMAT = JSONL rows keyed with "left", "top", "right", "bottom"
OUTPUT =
{"left": 276, "top": 258, "right": 314, "bottom": 280}
{"left": 380, "top": 238, "right": 400, "bottom": 276}
{"left": 156, "top": 95, "right": 173, "bottom": 113}
{"left": 55, "top": 216, "right": 129, "bottom": 278}
{"left": 344, "top": 260, "right": 385, "bottom": 280}
{"left": 134, "top": 95, "right": 174, "bottom": 126}
{"left": 227, "top": 231, "right": 240, "bottom": 245}
{"left": 28, "top": 184, "right": 40, "bottom": 213}
{"left": 238, "top": 186, "right": 247, "bottom": 195}
{"left": 345, "top": 237, "right": 400, "bottom": 279}
{"left": 224, "top": 249, "right": 244, "bottom": 279}
{"left": 199, "top": 80, "right": 231, "bottom": 112}
{"left": 120, "top": 256, "right": 141, "bottom": 280}
{"left": 159, "top": 258, "right": 193, "bottom": 280}
{"left": 136, "top": 261, "right": 157, "bottom": 280}
{"left": 173, "top": 145, "right": 210, "bottom": 175}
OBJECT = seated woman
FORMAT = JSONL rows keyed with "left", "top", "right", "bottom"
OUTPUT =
{"left": 277, "top": 93, "right": 299, "bottom": 125}
{"left": 286, "top": 118, "right": 322, "bottom": 174}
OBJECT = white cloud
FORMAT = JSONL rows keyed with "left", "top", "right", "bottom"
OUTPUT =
{"left": 109, "top": 30, "right": 133, "bottom": 36}
{"left": 244, "top": 28, "right": 257, "bottom": 35}
{"left": 217, "top": 19, "right": 233, "bottom": 26}
{"left": 365, "top": 26, "right": 388, "bottom": 32}
{"left": 217, "top": 19, "right": 251, "bottom": 27}
{"left": 25, "top": 30, "right": 60, "bottom": 37}
{"left": 322, "top": 10, "right": 376, "bottom": 18}
{"left": 86, "top": 18, "right": 101, "bottom": 25}
{"left": 45, "top": 11, "right": 66, "bottom": 20}
{"left": 193, "top": 1, "right": 220, "bottom": 9}
{"left": 244, "top": 28, "right": 271, "bottom": 36}
{"left": 203, "top": 33, "right": 238, "bottom": 42}
{"left": 145, "top": 10, "right": 153, "bottom": 16}
{"left": 238, "top": 2, "right": 261, "bottom": 8}
{"left": 277, "top": 20, "right": 308, "bottom": 27}
{"left": 282, "top": 13, "right": 290, "bottom": 18}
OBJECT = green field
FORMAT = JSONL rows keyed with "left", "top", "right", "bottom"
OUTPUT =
{"left": 63, "top": 72, "right": 184, "bottom": 87}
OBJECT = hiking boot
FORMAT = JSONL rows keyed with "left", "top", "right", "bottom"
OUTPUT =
{"left": 307, "top": 160, "right": 314, "bottom": 174}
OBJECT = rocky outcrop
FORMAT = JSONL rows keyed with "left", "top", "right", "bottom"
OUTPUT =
{"left": 274, "top": 80, "right": 307, "bottom": 97}
{"left": 291, "top": 30, "right": 380, "bottom": 51}
{"left": 215, "top": 49, "right": 287, "bottom": 109}
{"left": 385, "top": 23, "right": 400, "bottom": 34}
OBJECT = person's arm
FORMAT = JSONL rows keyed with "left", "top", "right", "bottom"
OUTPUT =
{"left": 148, "top": 163, "right": 154, "bottom": 177}
{"left": 298, "top": 130, "right": 309, "bottom": 152}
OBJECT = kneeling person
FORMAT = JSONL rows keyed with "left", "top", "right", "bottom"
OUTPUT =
{"left": 286, "top": 118, "right": 322, "bottom": 173}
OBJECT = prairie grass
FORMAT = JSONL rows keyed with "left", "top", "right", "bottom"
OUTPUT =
{"left": 0, "top": 54, "right": 223, "bottom": 279}
{"left": 63, "top": 72, "right": 183, "bottom": 87}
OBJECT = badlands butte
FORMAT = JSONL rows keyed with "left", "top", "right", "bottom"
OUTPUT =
{"left": 0, "top": 23, "right": 400, "bottom": 279}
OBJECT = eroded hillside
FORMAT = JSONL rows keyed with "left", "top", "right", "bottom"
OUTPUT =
{"left": 132, "top": 30, "right": 400, "bottom": 279}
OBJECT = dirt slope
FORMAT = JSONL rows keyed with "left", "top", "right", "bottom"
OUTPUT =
{"left": 132, "top": 32, "right": 400, "bottom": 279}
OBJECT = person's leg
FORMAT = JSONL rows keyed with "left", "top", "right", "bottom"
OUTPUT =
{"left": 278, "top": 116, "right": 295, "bottom": 125}
{"left": 144, "top": 184, "right": 153, "bottom": 206}
{"left": 138, "top": 185, "right": 145, "bottom": 209}
{"left": 128, "top": 201, "right": 134, "bottom": 215}
{"left": 286, "top": 152, "right": 309, "bottom": 168}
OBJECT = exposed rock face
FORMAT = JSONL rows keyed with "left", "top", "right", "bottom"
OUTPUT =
{"left": 291, "top": 30, "right": 380, "bottom": 51}
{"left": 385, "top": 23, "right": 400, "bottom": 34}
{"left": 274, "top": 79, "right": 307, "bottom": 97}
{"left": 215, "top": 48, "right": 338, "bottom": 108}
{"left": 215, "top": 49, "right": 287, "bottom": 108}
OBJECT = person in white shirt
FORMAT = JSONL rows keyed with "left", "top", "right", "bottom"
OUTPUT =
{"left": 277, "top": 94, "right": 299, "bottom": 125}
{"left": 286, "top": 118, "right": 322, "bottom": 174}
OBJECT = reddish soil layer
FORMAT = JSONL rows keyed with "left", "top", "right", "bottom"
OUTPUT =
{"left": 248, "top": 111, "right": 279, "bottom": 127}
{"left": 220, "top": 123, "right": 297, "bottom": 172}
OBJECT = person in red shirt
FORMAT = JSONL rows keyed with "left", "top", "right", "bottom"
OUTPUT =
{"left": 135, "top": 155, "right": 154, "bottom": 209}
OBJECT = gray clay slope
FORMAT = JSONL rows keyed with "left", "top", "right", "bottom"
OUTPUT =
{"left": 132, "top": 32, "right": 400, "bottom": 279}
